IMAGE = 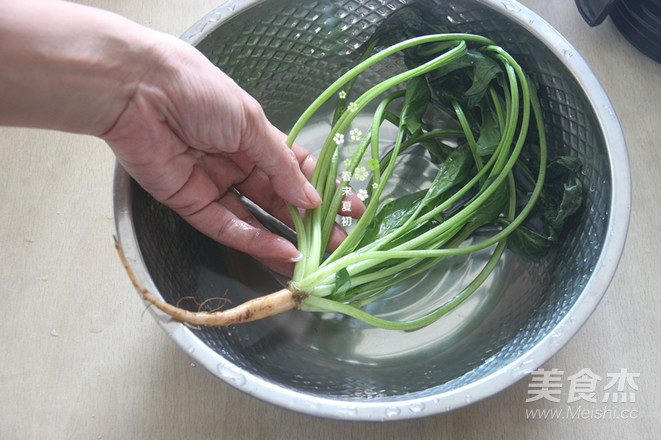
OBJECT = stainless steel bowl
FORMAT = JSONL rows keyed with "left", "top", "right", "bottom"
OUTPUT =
{"left": 113, "top": 0, "right": 630, "bottom": 421}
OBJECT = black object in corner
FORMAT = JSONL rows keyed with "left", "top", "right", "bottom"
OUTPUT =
{"left": 575, "top": 0, "right": 661, "bottom": 63}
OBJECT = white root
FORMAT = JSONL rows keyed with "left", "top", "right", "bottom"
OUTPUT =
{"left": 114, "top": 238, "right": 304, "bottom": 327}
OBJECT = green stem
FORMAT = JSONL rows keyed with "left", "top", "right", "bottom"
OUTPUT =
{"left": 285, "top": 34, "right": 550, "bottom": 330}
{"left": 285, "top": 34, "right": 494, "bottom": 148}
{"left": 320, "top": 91, "right": 404, "bottom": 251}
{"left": 308, "top": 43, "right": 469, "bottom": 271}
{"left": 302, "top": 237, "right": 505, "bottom": 331}
{"left": 453, "top": 100, "right": 483, "bottom": 176}
{"left": 299, "top": 50, "right": 546, "bottom": 295}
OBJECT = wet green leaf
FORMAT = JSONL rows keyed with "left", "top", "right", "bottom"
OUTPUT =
{"left": 420, "top": 137, "right": 456, "bottom": 163}
{"left": 507, "top": 224, "right": 557, "bottom": 259}
{"left": 464, "top": 176, "right": 509, "bottom": 227}
{"left": 546, "top": 156, "right": 582, "bottom": 181}
{"left": 465, "top": 52, "right": 502, "bottom": 107}
{"left": 360, "top": 190, "right": 427, "bottom": 245}
{"left": 545, "top": 177, "right": 583, "bottom": 230}
{"left": 475, "top": 103, "right": 501, "bottom": 156}
{"left": 423, "top": 144, "right": 474, "bottom": 204}
{"left": 400, "top": 76, "right": 431, "bottom": 136}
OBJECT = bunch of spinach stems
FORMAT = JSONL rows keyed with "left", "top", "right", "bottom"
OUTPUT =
{"left": 118, "top": 32, "right": 560, "bottom": 331}
{"left": 282, "top": 33, "right": 547, "bottom": 330}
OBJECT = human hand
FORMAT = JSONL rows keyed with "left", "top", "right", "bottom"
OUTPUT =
{"left": 103, "top": 35, "right": 364, "bottom": 272}
{"left": 0, "top": 0, "right": 364, "bottom": 273}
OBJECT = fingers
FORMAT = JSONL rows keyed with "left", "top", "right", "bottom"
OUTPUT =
{"left": 252, "top": 257, "right": 296, "bottom": 277}
{"left": 291, "top": 141, "right": 367, "bottom": 218}
{"left": 194, "top": 148, "right": 360, "bottom": 258}
{"left": 201, "top": 85, "right": 366, "bottom": 227}
{"left": 155, "top": 160, "right": 300, "bottom": 262}
{"left": 290, "top": 140, "right": 317, "bottom": 180}
{"left": 227, "top": 141, "right": 366, "bottom": 225}
{"left": 186, "top": 192, "right": 303, "bottom": 262}
{"left": 238, "top": 97, "right": 322, "bottom": 210}
{"left": 327, "top": 224, "right": 349, "bottom": 251}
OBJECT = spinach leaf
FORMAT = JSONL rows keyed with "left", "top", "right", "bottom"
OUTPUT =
{"left": 464, "top": 176, "right": 509, "bottom": 227}
{"left": 360, "top": 145, "right": 474, "bottom": 247}
{"left": 546, "top": 156, "right": 582, "bottom": 181}
{"left": 475, "top": 101, "right": 501, "bottom": 156}
{"left": 420, "top": 136, "right": 455, "bottom": 163}
{"left": 464, "top": 52, "right": 502, "bottom": 108}
{"left": 360, "top": 190, "right": 427, "bottom": 246}
{"left": 508, "top": 154, "right": 584, "bottom": 258}
{"left": 400, "top": 76, "right": 431, "bottom": 136}
{"left": 544, "top": 177, "right": 583, "bottom": 230}
{"left": 506, "top": 224, "right": 557, "bottom": 259}
{"left": 426, "top": 50, "right": 474, "bottom": 82}
{"left": 422, "top": 144, "right": 474, "bottom": 205}
{"left": 427, "top": 50, "right": 502, "bottom": 111}
{"left": 427, "top": 52, "right": 474, "bottom": 105}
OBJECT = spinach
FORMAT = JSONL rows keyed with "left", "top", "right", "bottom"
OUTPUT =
{"left": 475, "top": 101, "right": 502, "bottom": 156}
{"left": 120, "top": 33, "right": 584, "bottom": 330}
{"left": 464, "top": 51, "right": 503, "bottom": 108}
{"left": 400, "top": 76, "right": 431, "bottom": 136}
{"left": 284, "top": 33, "right": 558, "bottom": 330}
{"left": 509, "top": 151, "right": 584, "bottom": 259}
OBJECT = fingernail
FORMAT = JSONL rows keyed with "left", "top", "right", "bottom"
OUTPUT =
{"left": 303, "top": 182, "right": 322, "bottom": 206}
{"left": 289, "top": 251, "right": 304, "bottom": 263}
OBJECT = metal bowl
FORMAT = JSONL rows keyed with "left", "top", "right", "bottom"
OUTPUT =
{"left": 113, "top": 0, "right": 630, "bottom": 421}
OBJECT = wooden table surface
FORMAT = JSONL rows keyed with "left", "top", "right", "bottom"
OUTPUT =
{"left": 1, "top": 0, "right": 658, "bottom": 438}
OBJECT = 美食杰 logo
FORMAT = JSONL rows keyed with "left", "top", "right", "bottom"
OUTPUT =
{"left": 524, "top": 367, "right": 640, "bottom": 420}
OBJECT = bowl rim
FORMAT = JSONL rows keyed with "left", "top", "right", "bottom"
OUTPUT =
{"left": 113, "top": 0, "right": 631, "bottom": 421}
